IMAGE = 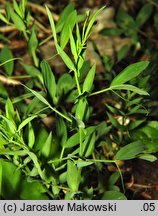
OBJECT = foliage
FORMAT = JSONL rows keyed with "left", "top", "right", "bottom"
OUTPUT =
{"left": 0, "top": 0, "right": 157, "bottom": 200}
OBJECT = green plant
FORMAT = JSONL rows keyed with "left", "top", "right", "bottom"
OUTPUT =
{"left": 0, "top": 1, "right": 156, "bottom": 200}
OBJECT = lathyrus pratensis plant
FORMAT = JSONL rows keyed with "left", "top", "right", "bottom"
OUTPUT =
{"left": 0, "top": 1, "right": 154, "bottom": 200}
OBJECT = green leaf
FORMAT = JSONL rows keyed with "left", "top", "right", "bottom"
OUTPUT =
{"left": 0, "top": 14, "right": 9, "bottom": 24}
{"left": 110, "top": 84, "right": 149, "bottom": 96}
{"left": 69, "top": 28, "right": 78, "bottom": 63}
{"left": 5, "top": 98, "right": 14, "bottom": 122}
{"left": 20, "top": 180, "right": 48, "bottom": 200}
{"left": 111, "top": 61, "right": 149, "bottom": 86}
{"left": 28, "top": 122, "right": 35, "bottom": 148}
{"left": 13, "top": 0, "right": 22, "bottom": 18}
{"left": 23, "top": 85, "right": 50, "bottom": 106}
{"left": 56, "top": 3, "right": 75, "bottom": 32}
{"left": 18, "top": 115, "right": 37, "bottom": 131}
{"left": 84, "top": 6, "right": 105, "bottom": 41}
{"left": 136, "top": 4, "right": 153, "bottom": 27}
{"left": 0, "top": 159, "right": 22, "bottom": 199}
{"left": 138, "top": 154, "right": 157, "bottom": 162}
{"left": 40, "top": 131, "right": 52, "bottom": 160}
{"left": 10, "top": 9, "right": 26, "bottom": 31}
{"left": 56, "top": 116, "right": 67, "bottom": 146}
{"left": 75, "top": 98, "right": 88, "bottom": 121}
{"left": 102, "top": 190, "right": 127, "bottom": 200}
{"left": 45, "top": 5, "right": 58, "bottom": 45}
{"left": 21, "top": 63, "right": 43, "bottom": 82}
{"left": 83, "top": 132, "right": 96, "bottom": 158}
{"left": 117, "top": 45, "right": 129, "bottom": 62}
{"left": 115, "top": 141, "right": 145, "bottom": 160}
{"left": 0, "top": 46, "right": 14, "bottom": 76}
{"left": 60, "top": 10, "right": 77, "bottom": 49}
{"left": 76, "top": 161, "right": 94, "bottom": 168}
{"left": 67, "top": 160, "right": 81, "bottom": 191}
{"left": 57, "top": 73, "right": 74, "bottom": 97}
{"left": 65, "top": 132, "right": 80, "bottom": 148}
{"left": 56, "top": 44, "right": 76, "bottom": 71}
{"left": 83, "top": 63, "right": 96, "bottom": 93}
{"left": 28, "top": 25, "right": 38, "bottom": 53}
{"left": 40, "top": 60, "right": 57, "bottom": 104}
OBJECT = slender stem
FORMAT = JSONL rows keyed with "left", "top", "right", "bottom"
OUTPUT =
{"left": 89, "top": 87, "right": 110, "bottom": 96}
{"left": 32, "top": 50, "right": 39, "bottom": 67}
{"left": 49, "top": 105, "right": 72, "bottom": 123}
{"left": 74, "top": 69, "right": 82, "bottom": 95}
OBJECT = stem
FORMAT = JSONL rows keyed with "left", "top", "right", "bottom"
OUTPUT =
{"left": 32, "top": 50, "right": 39, "bottom": 67}
{"left": 49, "top": 105, "right": 72, "bottom": 123}
{"left": 74, "top": 69, "right": 82, "bottom": 95}
{"left": 89, "top": 87, "right": 110, "bottom": 96}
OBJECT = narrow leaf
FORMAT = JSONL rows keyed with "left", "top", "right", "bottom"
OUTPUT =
{"left": 18, "top": 115, "right": 37, "bottom": 131}
{"left": 83, "top": 63, "right": 96, "bottom": 93}
{"left": 110, "top": 84, "right": 149, "bottom": 96}
{"left": 40, "top": 60, "right": 57, "bottom": 104}
{"left": 111, "top": 61, "right": 149, "bottom": 86}
{"left": 115, "top": 141, "right": 145, "bottom": 160}
{"left": 56, "top": 44, "right": 76, "bottom": 71}
{"left": 45, "top": 5, "right": 58, "bottom": 44}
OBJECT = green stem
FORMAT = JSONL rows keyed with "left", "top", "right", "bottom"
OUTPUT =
{"left": 74, "top": 69, "right": 82, "bottom": 95}
{"left": 32, "top": 50, "right": 39, "bottom": 67}
{"left": 49, "top": 105, "right": 72, "bottom": 123}
{"left": 89, "top": 87, "right": 110, "bottom": 96}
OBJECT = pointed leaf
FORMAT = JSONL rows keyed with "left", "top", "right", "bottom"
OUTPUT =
{"left": 40, "top": 60, "right": 57, "bottom": 104}
{"left": 83, "top": 63, "right": 96, "bottom": 93}
{"left": 115, "top": 141, "right": 145, "bottom": 160}
{"left": 110, "top": 84, "right": 149, "bottom": 95}
{"left": 56, "top": 44, "right": 76, "bottom": 71}
{"left": 18, "top": 115, "right": 37, "bottom": 131}
{"left": 111, "top": 61, "right": 149, "bottom": 86}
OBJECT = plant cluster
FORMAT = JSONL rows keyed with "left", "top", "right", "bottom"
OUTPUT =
{"left": 0, "top": 0, "right": 157, "bottom": 199}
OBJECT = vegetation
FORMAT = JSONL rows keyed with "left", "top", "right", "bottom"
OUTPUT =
{"left": 0, "top": 0, "right": 158, "bottom": 199}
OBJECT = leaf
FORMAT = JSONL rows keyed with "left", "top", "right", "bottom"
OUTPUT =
{"left": 102, "top": 190, "right": 127, "bottom": 200}
{"left": 0, "top": 46, "right": 14, "bottom": 76}
{"left": 69, "top": 28, "right": 78, "bottom": 63}
{"left": 76, "top": 161, "right": 94, "bottom": 168}
{"left": 28, "top": 122, "right": 35, "bottom": 148}
{"left": 75, "top": 98, "right": 88, "bottom": 121}
{"left": 13, "top": 0, "right": 22, "bottom": 18}
{"left": 83, "top": 63, "right": 96, "bottom": 93}
{"left": 67, "top": 160, "right": 81, "bottom": 191}
{"left": 65, "top": 132, "right": 80, "bottom": 148}
{"left": 5, "top": 98, "right": 14, "bottom": 122}
{"left": 20, "top": 180, "right": 48, "bottom": 200}
{"left": 111, "top": 61, "right": 149, "bottom": 86}
{"left": 40, "top": 60, "right": 57, "bottom": 104}
{"left": 60, "top": 10, "right": 77, "bottom": 49}
{"left": 0, "top": 159, "right": 22, "bottom": 199}
{"left": 56, "top": 3, "right": 75, "bottom": 32}
{"left": 18, "top": 115, "right": 37, "bottom": 131}
{"left": 56, "top": 116, "right": 67, "bottom": 146}
{"left": 56, "top": 44, "right": 76, "bottom": 71}
{"left": 0, "top": 14, "right": 9, "bottom": 24}
{"left": 21, "top": 63, "right": 43, "bottom": 82}
{"left": 138, "top": 154, "right": 157, "bottom": 162}
{"left": 110, "top": 84, "right": 149, "bottom": 96}
{"left": 10, "top": 9, "right": 26, "bottom": 31}
{"left": 28, "top": 25, "right": 38, "bottom": 53}
{"left": 83, "top": 132, "right": 96, "bottom": 158}
{"left": 57, "top": 73, "right": 74, "bottom": 97}
{"left": 23, "top": 85, "right": 50, "bottom": 106}
{"left": 45, "top": 5, "right": 58, "bottom": 44}
{"left": 136, "top": 4, "right": 153, "bottom": 27}
{"left": 84, "top": 6, "right": 105, "bottom": 41}
{"left": 117, "top": 45, "right": 129, "bottom": 62}
{"left": 40, "top": 132, "right": 52, "bottom": 160}
{"left": 115, "top": 141, "right": 145, "bottom": 160}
